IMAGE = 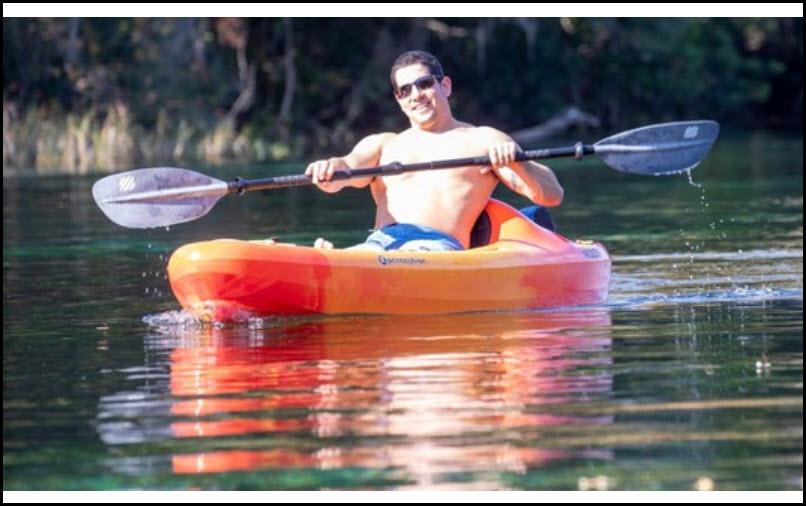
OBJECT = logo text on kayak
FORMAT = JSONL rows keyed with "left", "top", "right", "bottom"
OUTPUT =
{"left": 378, "top": 255, "right": 427, "bottom": 266}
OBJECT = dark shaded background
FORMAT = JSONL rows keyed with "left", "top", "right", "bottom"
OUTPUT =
{"left": 3, "top": 17, "right": 802, "bottom": 173}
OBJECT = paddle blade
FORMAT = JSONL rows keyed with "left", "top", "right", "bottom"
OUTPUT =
{"left": 593, "top": 120, "right": 719, "bottom": 175}
{"left": 92, "top": 167, "right": 229, "bottom": 228}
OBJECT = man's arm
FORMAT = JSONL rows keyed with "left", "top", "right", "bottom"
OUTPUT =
{"left": 481, "top": 127, "right": 564, "bottom": 206}
{"left": 305, "top": 133, "right": 395, "bottom": 193}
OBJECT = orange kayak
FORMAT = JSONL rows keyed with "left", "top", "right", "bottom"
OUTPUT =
{"left": 167, "top": 199, "right": 611, "bottom": 321}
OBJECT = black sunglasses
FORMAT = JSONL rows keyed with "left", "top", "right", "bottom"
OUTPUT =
{"left": 394, "top": 74, "right": 443, "bottom": 99}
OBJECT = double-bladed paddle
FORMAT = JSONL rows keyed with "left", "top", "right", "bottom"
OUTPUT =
{"left": 93, "top": 120, "right": 719, "bottom": 229}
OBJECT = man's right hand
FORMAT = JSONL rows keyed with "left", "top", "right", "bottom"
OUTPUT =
{"left": 305, "top": 157, "right": 351, "bottom": 192}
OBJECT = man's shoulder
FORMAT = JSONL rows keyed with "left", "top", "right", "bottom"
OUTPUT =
{"left": 356, "top": 131, "right": 398, "bottom": 150}
{"left": 472, "top": 125, "right": 509, "bottom": 138}
{"left": 446, "top": 123, "right": 507, "bottom": 137}
{"left": 366, "top": 131, "right": 399, "bottom": 142}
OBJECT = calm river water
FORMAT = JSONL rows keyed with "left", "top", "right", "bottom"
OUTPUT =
{"left": 3, "top": 129, "right": 802, "bottom": 493}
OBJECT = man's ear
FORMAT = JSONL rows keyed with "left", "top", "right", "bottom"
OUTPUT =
{"left": 441, "top": 75, "right": 452, "bottom": 98}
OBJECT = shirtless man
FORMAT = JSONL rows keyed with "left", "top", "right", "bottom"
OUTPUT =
{"left": 305, "top": 50, "right": 564, "bottom": 251}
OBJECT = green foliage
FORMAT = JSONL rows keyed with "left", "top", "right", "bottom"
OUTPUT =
{"left": 2, "top": 17, "right": 802, "bottom": 173}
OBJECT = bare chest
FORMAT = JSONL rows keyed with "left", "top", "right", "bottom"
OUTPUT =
{"left": 380, "top": 133, "right": 486, "bottom": 166}
{"left": 377, "top": 132, "right": 490, "bottom": 188}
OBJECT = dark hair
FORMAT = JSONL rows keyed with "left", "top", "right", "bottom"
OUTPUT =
{"left": 390, "top": 50, "right": 444, "bottom": 88}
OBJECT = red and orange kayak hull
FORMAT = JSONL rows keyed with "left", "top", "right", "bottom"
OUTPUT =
{"left": 167, "top": 200, "right": 610, "bottom": 321}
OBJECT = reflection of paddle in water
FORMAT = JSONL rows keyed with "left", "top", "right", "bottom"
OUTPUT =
{"left": 161, "top": 310, "right": 614, "bottom": 485}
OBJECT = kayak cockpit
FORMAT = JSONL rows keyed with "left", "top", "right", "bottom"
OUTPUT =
{"left": 470, "top": 199, "right": 568, "bottom": 251}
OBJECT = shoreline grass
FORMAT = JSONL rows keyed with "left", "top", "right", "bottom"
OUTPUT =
{"left": 2, "top": 101, "right": 288, "bottom": 176}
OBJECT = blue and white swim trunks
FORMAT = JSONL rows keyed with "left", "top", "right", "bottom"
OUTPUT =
{"left": 349, "top": 223, "right": 464, "bottom": 252}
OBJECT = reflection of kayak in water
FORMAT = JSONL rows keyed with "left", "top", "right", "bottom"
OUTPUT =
{"left": 167, "top": 199, "right": 611, "bottom": 321}
{"left": 164, "top": 309, "right": 615, "bottom": 475}
{"left": 169, "top": 309, "right": 612, "bottom": 398}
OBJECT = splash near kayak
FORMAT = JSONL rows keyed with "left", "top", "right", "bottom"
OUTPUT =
{"left": 167, "top": 199, "right": 611, "bottom": 321}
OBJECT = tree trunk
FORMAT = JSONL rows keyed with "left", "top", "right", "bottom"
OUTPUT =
{"left": 278, "top": 17, "right": 296, "bottom": 124}
{"left": 511, "top": 107, "right": 601, "bottom": 145}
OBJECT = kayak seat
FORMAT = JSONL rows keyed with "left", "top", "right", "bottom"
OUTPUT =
{"left": 519, "top": 205, "right": 556, "bottom": 232}
{"left": 470, "top": 200, "right": 556, "bottom": 248}
{"left": 469, "top": 211, "right": 492, "bottom": 248}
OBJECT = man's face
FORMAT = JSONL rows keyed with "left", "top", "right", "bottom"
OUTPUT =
{"left": 393, "top": 64, "right": 451, "bottom": 128}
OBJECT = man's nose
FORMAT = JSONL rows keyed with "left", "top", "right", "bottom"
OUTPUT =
{"left": 410, "top": 85, "right": 425, "bottom": 99}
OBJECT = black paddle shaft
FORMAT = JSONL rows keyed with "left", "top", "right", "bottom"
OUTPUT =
{"left": 227, "top": 144, "right": 596, "bottom": 194}
{"left": 93, "top": 120, "right": 718, "bottom": 229}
